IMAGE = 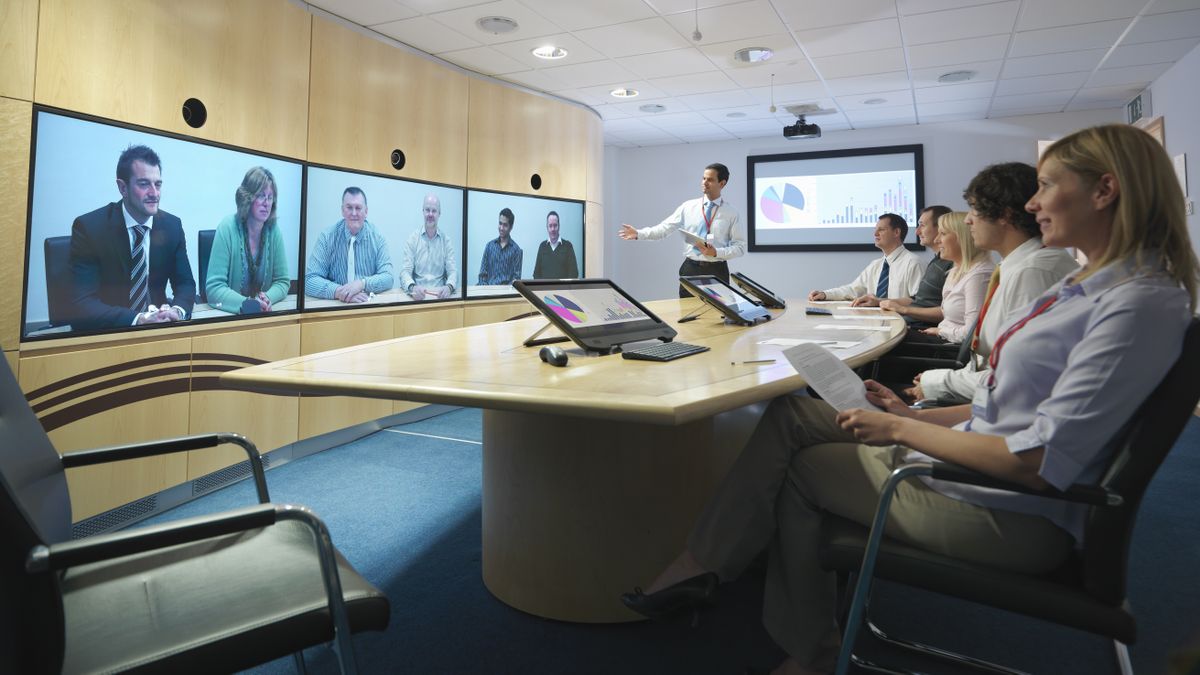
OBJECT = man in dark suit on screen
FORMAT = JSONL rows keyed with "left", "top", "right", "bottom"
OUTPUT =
{"left": 69, "top": 145, "right": 196, "bottom": 330}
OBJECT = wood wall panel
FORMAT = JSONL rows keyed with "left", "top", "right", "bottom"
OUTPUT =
{"left": 586, "top": 116, "right": 604, "bottom": 205}
{"left": 4, "top": 350, "right": 17, "bottom": 379}
{"left": 467, "top": 79, "right": 592, "bottom": 200}
{"left": 0, "top": 0, "right": 38, "bottom": 100}
{"left": 395, "top": 305, "right": 464, "bottom": 337}
{"left": 35, "top": 0, "right": 311, "bottom": 158}
{"left": 308, "top": 17, "right": 469, "bottom": 185}
{"left": 298, "top": 315, "right": 396, "bottom": 439}
{"left": 464, "top": 300, "right": 530, "bottom": 327}
{"left": 188, "top": 325, "right": 300, "bottom": 478}
{"left": 0, "top": 98, "right": 31, "bottom": 351}
{"left": 20, "top": 338, "right": 192, "bottom": 520}
{"left": 585, "top": 201, "right": 604, "bottom": 279}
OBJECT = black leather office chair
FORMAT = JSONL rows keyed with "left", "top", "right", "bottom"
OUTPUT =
{"left": 197, "top": 228, "right": 215, "bottom": 303}
{"left": 0, "top": 355, "right": 389, "bottom": 674}
{"left": 819, "top": 318, "right": 1200, "bottom": 675}
{"left": 43, "top": 236, "right": 73, "bottom": 328}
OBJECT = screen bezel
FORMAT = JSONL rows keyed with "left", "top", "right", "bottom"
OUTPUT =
{"left": 745, "top": 144, "right": 925, "bottom": 253}
{"left": 21, "top": 105, "right": 306, "bottom": 342}
{"left": 464, "top": 187, "right": 587, "bottom": 300}
{"left": 730, "top": 271, "right": 787, "bottom": 309}
{"left": 512, "top": 278, "right": 676, "bottom": 353}
{"left": 679, "top": 275, "right": 771, "bottom": 326}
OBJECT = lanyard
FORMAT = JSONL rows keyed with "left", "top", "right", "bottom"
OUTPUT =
{"left": 702, "top": 202, "right": 718, "bottom": 234}
{"left": 986, "top": 295, "right": 1058, "bottom": 381}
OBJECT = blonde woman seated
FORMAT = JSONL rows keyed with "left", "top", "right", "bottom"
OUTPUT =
{"left": 905, "top": 211, "right": 994, "bottom": 345}
{"left": 205, "top": 166, "right": 291, "bottom": 314}
{"left": 621, "top": 124, "right": 1198, "bottom": 675}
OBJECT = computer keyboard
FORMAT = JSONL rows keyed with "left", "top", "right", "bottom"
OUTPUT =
{"left": 621, "top": 341, "right": 710, "bottom": 362}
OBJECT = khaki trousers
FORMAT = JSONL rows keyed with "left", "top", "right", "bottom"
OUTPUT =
{"left": 687, "top": 395, "right": 1073, "bottom": 669}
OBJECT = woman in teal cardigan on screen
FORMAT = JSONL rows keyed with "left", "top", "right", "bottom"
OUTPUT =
{"left": 205, "top": 166, "right": 290, "bottom": 314}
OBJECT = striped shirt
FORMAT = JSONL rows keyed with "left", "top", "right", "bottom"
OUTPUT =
{"left": 304, "top": 220, "right": 394, "bottom": 299}
{"left": 477, "top": 238, "right": 523, "bottom": 285}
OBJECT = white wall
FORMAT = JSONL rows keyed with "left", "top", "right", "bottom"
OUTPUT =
{"left": 1146, "top": 41, "right": 1200, "bottom": 266}
{"left": 603, "top": 108, "right": 1121, "bottom": 301}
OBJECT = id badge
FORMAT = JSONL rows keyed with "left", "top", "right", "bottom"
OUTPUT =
{"left": 971, "top": 382, "right": 998, "bottom": 422}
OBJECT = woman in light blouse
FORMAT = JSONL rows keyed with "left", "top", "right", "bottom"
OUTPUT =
{"left": 621, "top": 124, "right": 1198, "bottom": 675}
{"left": 918, "top": 211, "right": 994, "bottom": 344}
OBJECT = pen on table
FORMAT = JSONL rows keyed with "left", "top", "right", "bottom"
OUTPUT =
{"left": 732, "top": 359, "right": 776, "bottom": 365}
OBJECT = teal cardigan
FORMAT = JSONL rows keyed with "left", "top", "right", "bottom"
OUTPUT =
{"left": 205, "top": 214, "right": 291, "bottom": 312}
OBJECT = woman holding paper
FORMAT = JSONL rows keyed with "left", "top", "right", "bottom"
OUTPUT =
{"left": 620, "top": 124, "right": 1197, "bottom": 675}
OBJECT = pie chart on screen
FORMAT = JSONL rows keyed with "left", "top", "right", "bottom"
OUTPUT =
{"left": 760, "top": 183, "right": 806, "bottom": 224}
{"left": 544, "top": 294, "right": 587, "bottom": 324}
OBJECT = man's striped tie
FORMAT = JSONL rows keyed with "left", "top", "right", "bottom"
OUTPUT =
{"left": 129, "top": 224, "right": 150, "bottom": 312}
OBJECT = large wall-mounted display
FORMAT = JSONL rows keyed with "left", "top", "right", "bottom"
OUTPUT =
{"left": 303, "top": 165, "right": 464, "bottom": 310}
{"left": 22, "top": 108, "right": 303, "bottom": 340}
{"left": 464, "top": 189, "right": 585, "bottom": 298}
{"left": 747, "top": 145, "right": 924, "bottom": 252}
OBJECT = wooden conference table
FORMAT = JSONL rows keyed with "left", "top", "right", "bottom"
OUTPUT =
{"left": 221, "top": 298, "right": 906, "bottom": 622}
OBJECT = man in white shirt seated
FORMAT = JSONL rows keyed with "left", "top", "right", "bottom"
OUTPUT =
{"left": 912, "top": 162, "right": 1078, "bottom": 403}
{"left": 808, "top": 213, "right": 923, "bottom": 306}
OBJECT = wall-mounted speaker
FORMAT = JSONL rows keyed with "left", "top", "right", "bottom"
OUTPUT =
{"left": 390, "top": 149, "right": 406, "bottom": 170}
{"left": 530, "top": 173, "right": 542, "bottom": 190}
{"left": 181, "top": 98, "right": 207, "bottom": 129}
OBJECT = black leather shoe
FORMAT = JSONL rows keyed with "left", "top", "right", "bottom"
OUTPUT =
{"left": 620, "top": 572, "right": 719, "bottom": 620}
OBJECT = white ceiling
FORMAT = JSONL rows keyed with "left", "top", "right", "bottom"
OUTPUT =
{"left": 309, "top": 0, "right": 1200, "bottom": 148}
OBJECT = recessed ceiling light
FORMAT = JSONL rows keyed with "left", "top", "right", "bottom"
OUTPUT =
{"left": 863, "top": 98, "right": 887, "bottom": 105}
{"left": 639, "top": 104, "right": 667, "bottom": 113}
{"left": 937, "top": 69, "right": 977, "bottom": 84}
{"left": 531, "top": 45, "right": 568, "bottom": 60}
{"left": 610, "top": 88, "right": 639, "bottom": 98}
{"left": 726, "top": 112, "right": 747, "bottom": 118}
{"left": 733, "top": 47, "right": 773, "bottom": 64}
{"left": 476, "top": 16, "right": 518, "bottom": 35}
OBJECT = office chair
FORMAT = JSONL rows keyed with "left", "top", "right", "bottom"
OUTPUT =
{"left": 43, "top": 236, "right": 74, "bottom": 328}
{"left": 197, "top": 228, "right": 215, "bottom": 303}
{"left": 819, "top": 317, "right": 1200, "bottom": 675}
{"left": 0, "top": 356, "right": 389, "bottom": 674}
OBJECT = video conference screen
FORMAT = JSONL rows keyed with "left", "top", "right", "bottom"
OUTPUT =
{"left": 746, "top": 145, "right": 924, "bottom": 252}
{"left": 464, "top": 189, "right": 585, "bottom": 298}
{"left": 303, "top": 166, "right": 464, "bottom": 310}
{"left": 22, "top": 109, "right": 303, "bottom": 340}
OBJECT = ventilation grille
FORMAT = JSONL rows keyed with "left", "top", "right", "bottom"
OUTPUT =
{"left": 192, "top": 455, "right": 272, "bottom": 496}
{"left": 72, "top": 495, "right": 157, "bottom": 539}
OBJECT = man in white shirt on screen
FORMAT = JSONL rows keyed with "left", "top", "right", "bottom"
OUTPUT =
{"left": 399, "top": 193, "right": 457, "bottom": 301}
{"left": 808, "top": 213, "right": 922, "bottom": 306}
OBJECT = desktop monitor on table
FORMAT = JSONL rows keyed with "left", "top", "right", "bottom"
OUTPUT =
{"left": 512, "top": 278, "right": 676, "bottom": 354}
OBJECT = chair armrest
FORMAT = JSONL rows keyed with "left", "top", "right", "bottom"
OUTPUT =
{"left": 879, "top": 355, "right": 965, "bottom": 371}
{"left": 61, "top": 433, "right": 269, "bottom": 503}
{"left": 926, "top": 461, "right": 1121, "bottom": 506}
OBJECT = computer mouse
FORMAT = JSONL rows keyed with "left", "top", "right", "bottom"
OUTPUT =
{"left": 539, "top": 345, "right": 569, "bottom": 367}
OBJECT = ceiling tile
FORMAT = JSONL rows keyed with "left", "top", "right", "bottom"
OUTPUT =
{"left": 813, "top": 48, "right": 907, "bottom": 79}
{"left": 990, "top": 90, "right": 1073, "bottom": 110}
{"left": 1008, "top": 19, "right": 1130, "bottom": 58}
{"left": 570, "top": 80, "right": 670, "bottom": 102}
{"left": 916, "top": 98, "right": 990, "bottom": 115}
{"left": 902, "top": 2, "right": 1019, "bottom": 46}
{"left": 914, "top": 80, "right": 996, "bottom": 102}
{"left": 919, "top": 111, "right": 983, "bottom": 123}
{"left": 724, "top": 60, "right": 819, "bottom": 88}
{"left": 616, "top": 48, "right": 716, "bottom": 79}
{"left": 1087, "top": 62, "right": 1171, "bottom": 87}
{"left": 1105, "top": 37, "right": 1200, "bottom": 68}
{"left": 675, "top": 88, "right": 756, "bottom": 110}
{"left": 697, "top": 34, "right": 806, "bottom": 70}
{"left": 773, "top": 0, "right": 897, "bottom": 30}
{"left": 897, "top": 0, "right": 1005, "bottom": 14}
{"left": 591, "top": 104, "right": 632, "bottom": 119}
{"left": 574, "top": 17, "right": 692, "bottom": 58}
{"left": 824, "top": 71, "right": 911, "bottom": 96}
{"left": 747, "top": 81, "right": 838, "bottom": 106}
{"left": 608, "top": 96, "right": 698, "bottom": 115}
{"left": 1015, "top": 0, "right": 1138, "bottom": 31}
{"left": 794, "top": 19, "right": 903, "bottom": 58}
{"left": 1000, "top": 49, "right": 1106, "bottom": 78}
{"left": 719, "top": 117, "right": 787, "bottom": 134}
{"left": 438, "top": 46, "right": 531, "bottom": 75}
{"left": 907, "top": 34, "right": 1010, "bottom": 70}
{"left": 989, "top": 104, "right": 1067, "bottom": 117}
{"left": 1064, "top": 98, "right": 1127, "bottom": 112}
{"left": 540, "top": 60, "right": 639, "bottom": 88}
{"left": 910, "top": 60, "right": 1002, "bottom": 87}
{"left": 1146, "top": 0, "right": 1200, "bottom": 14}
{"left": 845, "top": 103, "right": 915, "bottom": 121}
{"left": 372, "top": 16, "right": 481, "bottom": 53}
{"left": 643, "top": 0, "right": 748, "bottom": 14}
{"left": 556, "top": 87, "right": 620, "bottom": 107}
{"left": 699, "top": 104, "right": 787, "bottom": 122}
{"left": 837, "top": 91, "right": 914, "bottom": 112}
{"left": 642, "top": 111, "right": 718, "bottom": 128}
{"left": 396, "top": 0, "right": 492, "bottom": 12}
{"left": 663, "top": 0, "right": 789, "bottom": 46}
{"left": 994, "top": 72, "right": 1089, "bottom": 96}
{"left": 428, "top": 0, "right": 562, "bottom": 45}
{"left": 603, "top": 117, "right": 661, "bottom": 133}
{"left": 310, "top": 0, "right": 416, "bottom": 25}
{"left": 649, "top": 70, "right": 739, "bottom": 96}
{"left": 1071, "top": 84, "right": 1146, "bottom": 103}
{"left": 513, "top": 0, "right": 656, "bottom": 31}
{"left": 1123, "top": 8, "right": 1200, "bottom": 43}
{"left": 500, "top": 69, "right": 571, "bottom": 91}
{"left": 489, "top": 33, "right": 606, "bottom": 69}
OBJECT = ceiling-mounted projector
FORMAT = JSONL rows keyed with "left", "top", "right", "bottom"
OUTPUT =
{"left": 784, "top": 115, "right": 821, "bottom": 139}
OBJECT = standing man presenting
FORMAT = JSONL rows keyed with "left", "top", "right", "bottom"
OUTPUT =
{"left": 619, "top": 163, "right": 745, "bottom": 298}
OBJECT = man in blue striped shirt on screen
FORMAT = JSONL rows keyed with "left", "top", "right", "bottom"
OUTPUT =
{"left": 477, "top": 207, "right": 523, "bottom": 286}
{"left": 304, "top": 187, "right": 394, "bottom": 303}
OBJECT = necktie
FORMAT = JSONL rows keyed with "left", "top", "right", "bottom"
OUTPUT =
{"left": 971, "top": 265, "right": 1002, "bottom": 353}
{"left": 129, "top": 224, "right": 149, "bottom": 311}
{"left": 875, "top": 259, "right": 890, "bottom": 298}
{"left": 703, "top": 201, "right": 715, "bottom": 236}
{"left": 346, "top": 235, "right": 357, "bottom": 281}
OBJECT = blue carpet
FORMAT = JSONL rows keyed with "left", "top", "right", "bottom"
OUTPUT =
{"left": 138, "top": 410, "right": 1200, "bottom": 674}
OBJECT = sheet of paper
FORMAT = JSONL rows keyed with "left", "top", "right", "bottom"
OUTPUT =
{"left": 838, "top": 306, "right": 886, "bottom": 312}
{"left": 783, "top": 343, "right": 879, "bottom": 412}
{"left": 814, "top": 324, "right": 892, "bottom": 332}
{"left": 758, "top": 338, "right": 859, "bottom": 349}
{"left": 829, "top": 314, "right": 898, "bottom": 321}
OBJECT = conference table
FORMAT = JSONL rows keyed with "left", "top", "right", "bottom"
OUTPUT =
{"left": 221, "top": 297, "right": 906, "bottom": 622}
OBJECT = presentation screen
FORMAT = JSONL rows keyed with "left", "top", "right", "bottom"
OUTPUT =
{"left": 22, "top": 108, "right": 303, "bottom": 341}
{"left": 464, "top": 189, "right": 585, "bottom": 298}
{"left": 746, "top": 145, "right": 924, "bottom": 252}
{"left": 303, "top": 166, "right": 465, "bottom": 310}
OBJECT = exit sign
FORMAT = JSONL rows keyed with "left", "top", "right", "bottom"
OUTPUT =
{"left": 1127, "top": 91, "right": 1150, "bottom": 124}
